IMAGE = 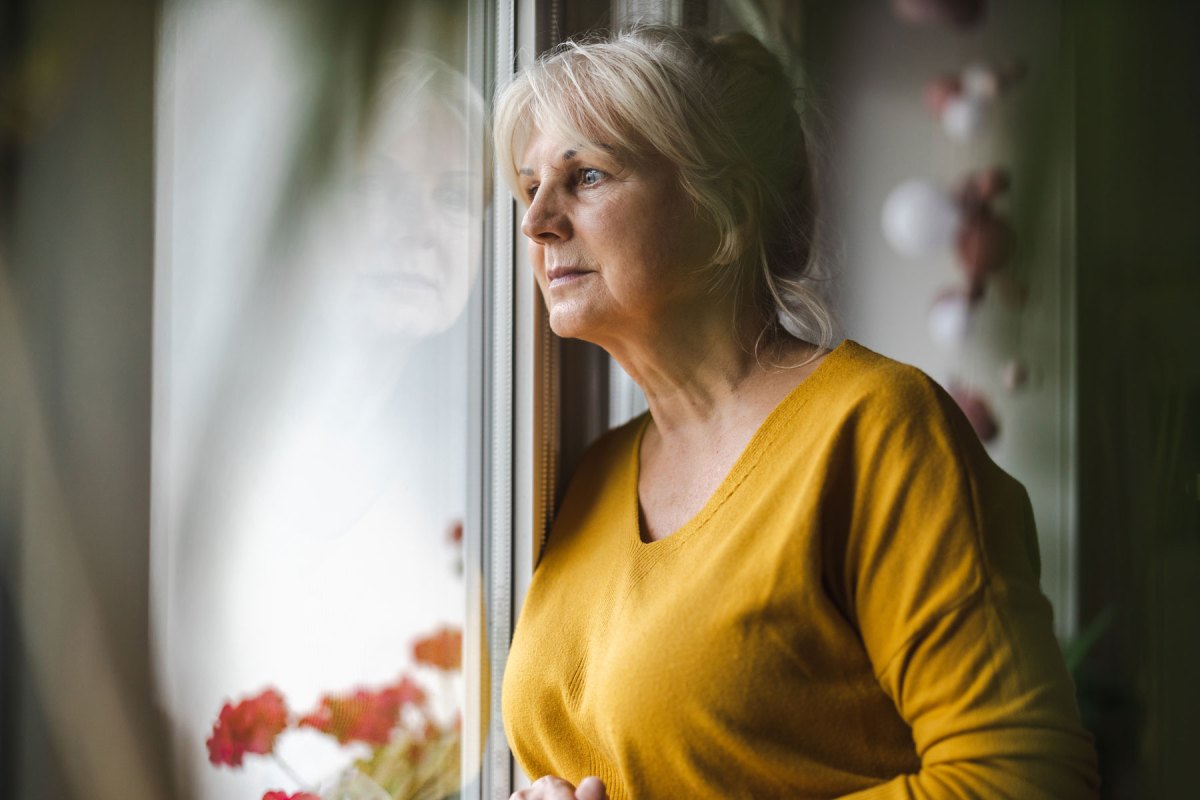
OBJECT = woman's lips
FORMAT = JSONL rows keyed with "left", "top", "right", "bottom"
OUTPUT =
{"left": 546, "top": 266, "right": 594, "bottom": 289}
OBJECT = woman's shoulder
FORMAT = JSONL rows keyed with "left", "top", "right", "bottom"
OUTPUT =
{"left": 813, "top": 339, "right": 959, "bottom": 423}
{"left": 802, "top": 339, "right": 1004, "bottom": 479}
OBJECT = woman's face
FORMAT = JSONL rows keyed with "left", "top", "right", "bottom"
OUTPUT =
{"left": 517, "top": 129, "right": 720, "bottom": 345}
{"left": 350, "top": 100, "right": 482, "bottom": 338}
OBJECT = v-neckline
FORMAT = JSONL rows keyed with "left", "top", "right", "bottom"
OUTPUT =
{"left": 628, "top": 339, "right": 852, "bottom": 554}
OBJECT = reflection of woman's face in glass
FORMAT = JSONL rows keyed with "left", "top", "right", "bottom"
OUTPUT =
{"left": 349, "top": 82, "right": 482, "bottom": 339}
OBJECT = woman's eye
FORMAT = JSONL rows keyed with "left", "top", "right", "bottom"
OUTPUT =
{"left": 433, "top": 179, "right": 469, "bottom": 214}
{"left": 579, "top": 168, "right": 604, "bottom": 187}
{"left": 524, "top": 184, "right": 539, "bottom": 200}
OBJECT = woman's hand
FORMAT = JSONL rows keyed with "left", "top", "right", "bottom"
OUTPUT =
{"left": 510, "top": 775, "right": 608, "bottom": 800}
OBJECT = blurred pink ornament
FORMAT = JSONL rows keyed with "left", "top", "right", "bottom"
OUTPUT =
{"left": 1002, "top": 358, "right": 1029, "bottom": 392}
{"left": 949, "top": 383, "right": 1000, "bottom": 442}
{"left": 957, "top": 166, "right": 1011, "bottom": 210}
{"left": 957, "top": 208, "right": 1015, "bottom": 291}
{"left": 928, "top": 288, "right": 976, "bottom": 350}
{"left": 891, "top": 0, "right": 986, "bottom": 28}
{"left": 923, "top": 73, "right": 962, "bottom": 116}
{"left": 924, "top": 61, "right": 1024, "bottom": 141}
{"left": 882, "top": 179, "right": 962, "bottom": 258}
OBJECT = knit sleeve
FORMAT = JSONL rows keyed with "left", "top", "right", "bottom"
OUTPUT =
{"left": 833, "top": 368, "right": 1099, "bottom": 800}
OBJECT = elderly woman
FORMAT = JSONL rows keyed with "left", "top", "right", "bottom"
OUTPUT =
{"left": 495, "top": 26, "right": 1098, "bottom": 800}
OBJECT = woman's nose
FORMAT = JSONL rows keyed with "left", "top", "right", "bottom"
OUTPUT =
{"left": 521, "top": 189, "right": 571, "bottom": 243}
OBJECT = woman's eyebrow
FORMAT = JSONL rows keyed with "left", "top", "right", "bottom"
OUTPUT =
{"left": 519, "top": 145, "right": 616, "bottom": 176}
{"left": 518, "top": 149, "right": 578, "bottom": 176}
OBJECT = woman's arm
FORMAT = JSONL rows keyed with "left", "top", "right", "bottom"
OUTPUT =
{"left": 835, "top": 371, "right": 1099, "bottom": 799}
{"left": 839, "top": 583, "right": 1099, "bottom": 799}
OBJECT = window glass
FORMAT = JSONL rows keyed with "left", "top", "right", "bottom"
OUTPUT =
{"left": 153, "top": 2, "right": 485, "bottom": 797}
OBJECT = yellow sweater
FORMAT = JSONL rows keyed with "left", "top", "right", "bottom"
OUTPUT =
{"left": 503, "top": 341, "right": 1099, "bottom": 799}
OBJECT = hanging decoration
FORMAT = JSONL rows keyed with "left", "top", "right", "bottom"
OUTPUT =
{"left": 948, "top": 382, "right": 1000, "bottom": 443}
{"left": 882, "top": 3, "right": 1034, "bottom": 445}
{"left": 882, "top": 165, "right": 1015, "bottom": 290}
{"left": 889, "top": 0, "right": 987, "bottom": 30}
{"left": 881, "top": 179, "right": 963, "bottom": 258}
{"left": 927, "top": 287, "right": 975, "bottom": 350}
{"left": 954, "top": 165, "right": 1016, "bottom": 295}
{"left": 923, "top": 61, "right": 1025, "bottom": 142}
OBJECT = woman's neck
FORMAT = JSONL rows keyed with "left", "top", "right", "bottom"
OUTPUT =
{"left": 601, "top": 311, "right": 814, "bottom": 442}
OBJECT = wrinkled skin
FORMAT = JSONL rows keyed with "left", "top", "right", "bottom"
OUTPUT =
{"left": 510, "top": 775, "right": 608, "bottom": 800}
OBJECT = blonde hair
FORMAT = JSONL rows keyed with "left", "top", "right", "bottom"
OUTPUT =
{"left": 493, "top": 25, "right": 834, "bottom": 354}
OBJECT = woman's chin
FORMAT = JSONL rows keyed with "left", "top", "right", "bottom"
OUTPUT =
{"left": 547, "top": 306, "right": 599, "bottom": 341}
{"left": 360, "top": 295, "right": 458, "bottom": 339}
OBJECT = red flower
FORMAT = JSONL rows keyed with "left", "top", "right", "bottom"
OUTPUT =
{"left": 262, "top": 792, "right": 320, "bottom": 800}
{"left": 413, "top": 626, "right": 462, "bottom": 671}
{"left": 207, "top": 688, "right": 290, "bottom": 768}
{"left": 299, "top": 677, "right": 425, "bottom": 746}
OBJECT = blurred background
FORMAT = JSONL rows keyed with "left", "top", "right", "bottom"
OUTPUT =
{"left": 1, "top": 1, "right": 1197, "bottom": 799}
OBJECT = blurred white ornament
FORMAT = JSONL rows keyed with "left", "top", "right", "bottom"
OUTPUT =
{"left": 928, "top": 289, "right": 974, "bottom": 349}
{"left": 881, "top": 180, "right": 962, "bottom": 257}
{"left": 941, "top": 93, "right": 991, "bottom": 142}
{"left": 960, "top": 62, "right": 1001, "bottom": 98}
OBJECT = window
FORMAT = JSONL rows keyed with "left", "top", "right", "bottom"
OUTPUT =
{"left": 153, "top": 1, "right": 500, "bottom": 797}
